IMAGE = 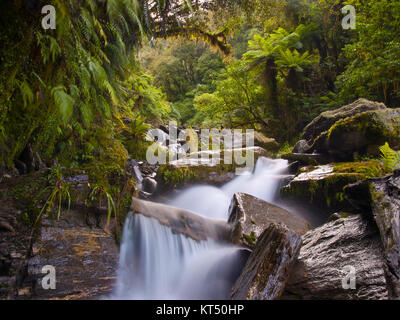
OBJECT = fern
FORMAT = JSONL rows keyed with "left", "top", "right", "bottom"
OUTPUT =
{"left": 380, "top": 142, "right": 400, "bottom": 172}
{"left": 19, "top": 80, "right": 34, "bottom": 107}
{"left": 51, "top": 86, "right": 75, "bottom": 122}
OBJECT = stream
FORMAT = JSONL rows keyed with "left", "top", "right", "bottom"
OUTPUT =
{"left": 112, "top": 157, "right": 293, "bottom": 299}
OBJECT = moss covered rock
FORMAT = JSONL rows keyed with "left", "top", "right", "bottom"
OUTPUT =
{"left": 157, "top": 147, "right": 269, "bottom": 189}
{"left": 303, "top": 99, "right": 387, "bottom": 144}
{"left": 312, "top": 108, "right": 400, "bottom": 161}
{"left": 254, "top": 132, "right": 280, "bottom": 152}
{"left": 280, "top": 161, "right": 386, "bottom": 211}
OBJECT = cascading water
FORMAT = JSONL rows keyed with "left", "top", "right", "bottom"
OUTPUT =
{"left": 113, "top": 157, "right": 288, "bottom": 299}
{"left": 169, "top": 157, "right": 288, "bottom": 219}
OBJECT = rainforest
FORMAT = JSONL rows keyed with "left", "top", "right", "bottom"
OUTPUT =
{"left": 0, "top": 0, "right": 400, "bottom": 303}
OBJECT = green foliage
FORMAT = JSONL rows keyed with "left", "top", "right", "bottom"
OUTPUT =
{"left": 0, "top": 0, "right": 231, "bottom": 169}
{"left": 379, "top": 142, "right": 400, "bottom": 172}
{"left": 141, "top": 39, "right": 224, "bottom": 125}
{"left": 333, "top": 161, "right": 386, "bottom": 178}
{"left": 336, "top": 0, "right": 400, "bottom": 107}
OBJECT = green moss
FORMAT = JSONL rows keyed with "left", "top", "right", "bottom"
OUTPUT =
{"left": 243, "top": 231, "right": 257, "bottom": 247}
{"left": 157, "top": 163, "right": 237, "bottom": 188}
{"left": 333, "top": 160, "right": 386, "bottom": 178}
{"left": 281, "top": 170, "right": 365, "bottom": 209}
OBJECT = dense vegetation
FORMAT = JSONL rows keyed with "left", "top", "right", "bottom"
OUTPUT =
{"left": 1, "top": 0, "right": 399, "bottom": 170}
{"left": 142, "top": 0, "right": 400, "bottom": 144}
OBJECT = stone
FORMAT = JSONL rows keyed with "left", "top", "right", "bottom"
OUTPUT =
{"left": 282, "top": 215, "right": 389, "bottom": 300}
{"left": 281, "top": 153, "right": 330, "bottom": 166}
{"left": 130, "top": 197, "right": 231, "bottom": 242}
{"left": 228, "top": 193, "right": 309, "bottom": 247}
{"left": 280, "top": 164, "right": 364, "bottom": 211}
{"left": 345, "top": 169, "right": 400, "bottom": 299}
{"left": 231, "top": 223, "right": 302, "bottom": 300}
{"left": 303, "top": 99, "right": 387, "bottom": 144}
{"left": 30, "top": 211, "right": 119, "bottom": 299}
{"left": 254, "top": 132, "right": 280, "bottom": 152}
{"left": 157, "top": 147, "right": 269, "bottom": 189}
{"left": 142, "top": 177, "right": 157, "bottom": 194}
{"left": 292, "top": 139, "right": 311, "bottom": 154}
{"left": 312, "top": 108, "right": 400, "bottom": 161}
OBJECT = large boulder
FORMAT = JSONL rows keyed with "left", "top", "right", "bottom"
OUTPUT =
{"left": 228, "top": 193, "right": 309, "bottom": 247}
{"left": 303, "top": 99, "right": 387, "bottom": 144}
{"left": 130, "top": 197, "right": 230, "bottom": 242}
{"left": 282, "top": 215, "right": 390, "bottom": 300}
{"left": 345, "top": 170, "right": 400, "bottom": 298}
{"left": 311, "top": 108, "right": 400, "bottom": 161}
{"left": 254, "top": 132, "right": 280, "bottom": 152}
{"left": 231, "top": 223, "right": 302, "bottom": 300}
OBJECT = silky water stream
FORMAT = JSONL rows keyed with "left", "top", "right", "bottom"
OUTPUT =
{"left": 112, "top": 157, "right": 289, "bottom": 299}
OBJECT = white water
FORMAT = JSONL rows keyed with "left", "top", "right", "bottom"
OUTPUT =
{"left": 113, "top": 157, "right": 288, "bottom": 299}
{"left": 169, "top": 157, "right": 288, "bottom": 219}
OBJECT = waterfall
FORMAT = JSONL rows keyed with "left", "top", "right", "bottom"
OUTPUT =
{"left": 169, "top": 157, "right": 288, "bottom": 219}
{"left": 113, "top": 157, "right": 288, "bottom": 299}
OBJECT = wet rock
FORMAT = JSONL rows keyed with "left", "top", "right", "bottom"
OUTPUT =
{"left": 254, "top": 132, "right": 280, "bottom": 152}
{"left": 281, "top": 153, "right": 330, "bottom": 166}
{"left": 280, "top": 164, "right": 365, "bottom": 211}
{"left": 0, "top": 198, "right": 32, "bottom": 299}
{"left": 142, "top": 177, "right": 157, "bottom": 194}
{"left": 303, "top": 99, "right": 387, "bottom": 144}
{"left": 231, "top": 223, "right": 302, "bottom": 300}
{"left": 345, "top": 170, "right": 400, "bottom": 298}
{"left": 157, "top": 147, "right": 269, "bottom": 190}
{"left": 130, "top": 197, "right": 230, "bottom": 242}
{"left": 30, "top": 211, "right": 119, "bottom": 300}
{"left": 292, "top": 140, "right": 311, "bottom": 154}
{"left": 282, "top": 215, "right": 389, "bottom": 300}
{"left": 328, "top": 212, "right": 351, "bottom": 221}
{"left": 126, "top": 159, "right": 144, "bottom": 184}
{"left": 228, "top": 193, "right": 309, "bottom": 247}
{"left": 312, "top": 108, "right": 400, "bottom": 161}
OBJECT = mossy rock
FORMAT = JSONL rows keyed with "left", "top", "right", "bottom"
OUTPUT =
{"left": 280, "top": 161, "right": 386, "bottom": 211}
{"left": 312, "top": 108, "right": 400, "bottom": 161}
{"left": 157, "top": 162, "right": 237, "bottom": 189}
{"left": 303, "top": 99, "right": 387, "bottom": 144}
{"left": 254, "top": 132, "right": 280, "bottom": 152}
{"left": 157, "top": 147, "right": 269, "bottom": 189}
